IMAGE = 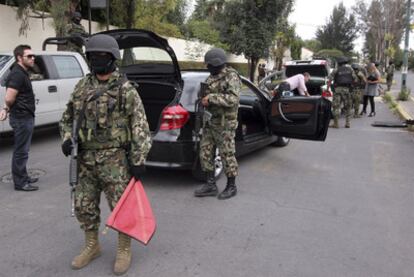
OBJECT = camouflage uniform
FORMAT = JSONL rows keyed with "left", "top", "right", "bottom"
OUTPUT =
{"left": 65, "top": 22, "right": 88, "bottom": 55}
{"left": 59, "top": 70, "right": 152, "bottom": 231}
{"left": 386, "top": 63, "right": 395, "bottom": 91}
{"left": 329, "top": 65, "right": 358, "bottom": 127}
{"left": 200, "top": 66, "right": 241, "bottom": 178}
{"left": 352, "top": 70, "right": 366, "bottom": 117}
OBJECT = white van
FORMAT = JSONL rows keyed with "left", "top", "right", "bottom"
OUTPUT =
{"left": 0, "top": 51, "right": 89, "bottom": 133}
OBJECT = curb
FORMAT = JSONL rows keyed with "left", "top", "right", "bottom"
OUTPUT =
{"left": 395, "top": 102, "right": 414, "bottom": 131}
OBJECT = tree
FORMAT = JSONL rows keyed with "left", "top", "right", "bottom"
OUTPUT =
{"left": 291, "top": 36, "right": 304, "bottom": 60}
{"left": 353, "top": 0, "right": 405, "bottom": 65}
{"left": 316, "top": 3, "right": 358, "bottom": 54}
{"left": 272, "top": 23, "right": 295, "bottom": 70}
{"left": 303, "top": 39, "right": 322, "bottom": 53}
{"left": 134, "top": 0, "right": 183, "bottom": 37}
{"left": 217, "top": 0, "right": 294, "bottom": 81}
{"left": 11, "top": 0, "right": 79, "bottom": 36}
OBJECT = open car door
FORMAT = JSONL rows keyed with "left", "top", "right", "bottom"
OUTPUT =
{"left": 268, "top": 96, "right": 331, "bottom": 141}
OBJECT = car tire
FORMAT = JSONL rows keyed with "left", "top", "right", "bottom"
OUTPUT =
{"left": 192, "top": 148, "right": 223, "bottom": 182}
{"left": 270, "top": 136, "right": 290, "bottom": 147}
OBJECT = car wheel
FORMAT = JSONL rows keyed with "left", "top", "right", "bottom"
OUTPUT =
{"left": 192, "top": 148, "right": 224, "bottom": 182}
{"left": 270, "top": 136, "right": 290, "bottom": 147}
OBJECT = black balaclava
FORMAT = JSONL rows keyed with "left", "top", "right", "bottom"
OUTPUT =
{"left": 73, "top": 17, "right": 81, "bottom": 25}
{"left": 88, "top": 54, "right": 116, "bottom": 75}
{"left": 207, "top": 64, "right": 225, "bottom": 76}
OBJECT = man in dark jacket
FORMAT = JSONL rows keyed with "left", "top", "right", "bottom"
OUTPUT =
{"left": 0, "top": 45, "right": 39, "bottom": 191}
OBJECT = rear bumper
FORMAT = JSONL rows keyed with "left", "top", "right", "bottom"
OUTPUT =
{"left": 145, "top": 140, "right": 195, "bottom": 170}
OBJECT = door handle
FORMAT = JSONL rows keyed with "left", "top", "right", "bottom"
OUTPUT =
{"left": 48, "top": 85, "right": 57, "bottom": 93}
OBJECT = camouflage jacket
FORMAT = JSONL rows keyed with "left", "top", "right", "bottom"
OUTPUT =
{"left": 66, "top": 22, "right": 87, "bottom": 37}
{"left": 59, "top": 70, "right": 152, "bottom": 166}
{"left": 205, "top": 66, "right": 241, "bottom": 128}
{"left": 386, "top": 64, "right": 395, "bottom": 78}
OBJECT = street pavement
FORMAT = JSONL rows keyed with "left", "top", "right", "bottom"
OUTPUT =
{"left": 0, "top": 95, "right": 414, "bottom": 277}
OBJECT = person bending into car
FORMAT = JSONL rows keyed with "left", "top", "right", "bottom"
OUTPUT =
{"left": 194, "top": 48, "right": 241, "bottom": 200}
{"left": 275, "top": 72, "right": 311, "bottom": 97}
{"left": 0, "top": 45, "right": 39, "bottom": 191}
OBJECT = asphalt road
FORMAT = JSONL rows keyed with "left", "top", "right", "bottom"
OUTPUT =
{"left": 1, "top": 98, "right": 414, "bottom": 277}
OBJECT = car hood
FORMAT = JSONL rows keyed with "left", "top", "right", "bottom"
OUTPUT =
{"left": 97, "top": 29, "right": 182, "bottom": 86}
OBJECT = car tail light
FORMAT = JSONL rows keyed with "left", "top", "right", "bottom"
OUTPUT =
{"left": 322, "top": 90, "right": 332, "bottom": 98}
{"left": 159, "top": 105, "right": 190, "bottom": 130}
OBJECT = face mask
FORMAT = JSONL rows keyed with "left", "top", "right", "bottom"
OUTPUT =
{"left": 88, "top": 54, "right": 116, "bottom": 75}
{"left": 73, "top": 18, "right": 81, "bottom": 24}
{"left": 207, "top": 64, "right": 224, "bottom": 76}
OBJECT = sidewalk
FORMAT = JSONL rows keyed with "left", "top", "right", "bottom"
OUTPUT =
{"left": 388, "top": 87, "right": 414, "bottom": 131}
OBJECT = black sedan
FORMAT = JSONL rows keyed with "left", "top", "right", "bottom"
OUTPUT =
{"left": 68, "top": 29, "right": 332, "bottom": 180}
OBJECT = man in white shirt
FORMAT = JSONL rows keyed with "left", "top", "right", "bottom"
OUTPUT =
{"left": 275, "top": 72, "right": 311, "bottom": 96}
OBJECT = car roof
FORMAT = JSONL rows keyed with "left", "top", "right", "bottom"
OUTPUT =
{"left": 0, "top": 51, "right": 82, "bottom": 56}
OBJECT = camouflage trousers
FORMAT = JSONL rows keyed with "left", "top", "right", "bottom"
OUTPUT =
{"left": 352, "top": 89, "right": 363, "bottom": 115}
{"left": 75, "top": 148, "right": 130, "bottom": 231}
{"left": 333, "top": 87, "right": 352, "bottom": 122}
{"left": 200, "top": 124, "right": 238, "bottom": 177}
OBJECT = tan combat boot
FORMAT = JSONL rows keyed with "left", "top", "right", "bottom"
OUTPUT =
{"left": 114, "top": 233, "right": 132, "bottom": 275}
{"left": 71, "top": 230, "right": 101, "bottom": 270}
{"left": 330, "top": 118, "right": 339, "bottom": 128}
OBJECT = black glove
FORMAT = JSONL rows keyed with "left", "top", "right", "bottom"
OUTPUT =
{"left": 61, "top": 139, "right": 73, "bottom": 157}
{"left": 130, "top": 165, "right": 146, "bottom": 180}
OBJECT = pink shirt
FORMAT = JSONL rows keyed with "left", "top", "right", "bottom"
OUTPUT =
{"left": 285, "top": 74, "right": 307, "bottom": 95}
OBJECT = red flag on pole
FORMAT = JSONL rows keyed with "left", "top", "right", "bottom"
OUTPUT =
{"left": 106, "top": 178, "right": 156, "bottom": 245}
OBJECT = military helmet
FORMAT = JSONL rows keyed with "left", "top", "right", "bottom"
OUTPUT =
{"left": 72, "top": 11, "right": 82, "bottom": 20}
{"left": 85, "top": 34, "right": 120, "bottom": 60}
{"left": 204, "top": 48, "right": 227, "bottom": 66}
{"left": 337, "top": 56, "right": 349, "bottom": 65}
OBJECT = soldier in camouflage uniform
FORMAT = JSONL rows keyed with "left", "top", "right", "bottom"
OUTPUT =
{"left": 194, "top": 48, "right": 241, "bottom": 200}
{"left": 65, "top": 12, "right": 88, "bottom": 56}
{"left": 351, "top": 64, "right": 367, "bottom": 118}
{"left": 59, "top": 34, "right": 151, "bottom": 275}
{"left": 386, "top": 60, "right": 395, "bottom": 91}
{"left": 328, "top": 57, "right": 358, "bottom": 128}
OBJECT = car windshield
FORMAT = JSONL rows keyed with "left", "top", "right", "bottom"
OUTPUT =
{"left": 0, "top": 55, "right": 12, "bottom": 71}
{"left": 119, "top": 47, "right": 175, "bottom": 75}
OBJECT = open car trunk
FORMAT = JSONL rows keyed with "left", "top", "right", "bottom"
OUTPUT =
{"left": 128, "top": 79, "right": 177, "bottom": 132}
{"left": 306, "top": 78, "right": 326, "bottom": 95}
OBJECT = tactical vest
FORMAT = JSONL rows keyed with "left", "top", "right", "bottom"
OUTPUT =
{"left": 73, "top": 75, "right": 131, "bottom": 150}
{"left": 334, "top": 65, "right": 354, "bottom": 87}
{"left": 206, "top": 67, "right": 240, "bottom": 128}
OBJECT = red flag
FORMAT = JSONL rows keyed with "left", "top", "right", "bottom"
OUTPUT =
{"left": 106, "top": 178, "right": 156, "bottom": 245}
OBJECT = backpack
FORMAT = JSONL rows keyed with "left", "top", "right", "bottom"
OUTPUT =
{"left": 334, "top": 65, "right": 354, "bottom": 86}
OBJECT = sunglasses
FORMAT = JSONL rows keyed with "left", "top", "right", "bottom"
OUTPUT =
{"left": 23, "top": 54, "right": 35, "bottom": 59}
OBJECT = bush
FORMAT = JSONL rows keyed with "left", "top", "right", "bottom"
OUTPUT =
{"left": 382, "top": 92, "right": 393, "bottom": 103}
{"left": 398, "top": 87, "right": 411, "bottom": 101}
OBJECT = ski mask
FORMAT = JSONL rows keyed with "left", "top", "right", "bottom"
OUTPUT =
{"left": 88, "top": 53, "right": 116, "bottom": 75}
{"left": 73, "top": 17, "right": 81, "bottom": 25}
{"left": 207, "top": 64, "right": 225, "bottom": 76}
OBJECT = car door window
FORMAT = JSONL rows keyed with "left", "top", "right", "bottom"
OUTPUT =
{"left": 52, "top": 56, "right": 83, "bottom": 79}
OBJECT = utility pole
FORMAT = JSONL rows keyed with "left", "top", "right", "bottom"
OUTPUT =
{"left": 401, "top": 0, "right": 412, "bottom": 90}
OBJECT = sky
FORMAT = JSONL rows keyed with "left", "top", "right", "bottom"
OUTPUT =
{"left": 288, "top": 0, "right": 363, "bottom": 51}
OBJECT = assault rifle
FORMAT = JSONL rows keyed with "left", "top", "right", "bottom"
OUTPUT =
{"left": 69, "top": 120, "right": 79, "bottom": 217}
{"left": 193, "top": 82, "right": 212, "bottom": 167}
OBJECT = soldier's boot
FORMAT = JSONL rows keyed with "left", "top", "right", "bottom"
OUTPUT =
{"left": 218, "top": 177, "right": 237, "bottom": 200}
{"left": 345, "top": 118, "right": 350, "bottom": 128}
{"left": 71, "top": 230, "right": 101, "bottom": 270}
{"left": 113, "top": 233, "right": 132, "bottom": 275}
{"left": 194, "top": 172, "right": 218, "bottom": 197}
{"left": 330, "top": 118, "right": 339, "bottom": 128}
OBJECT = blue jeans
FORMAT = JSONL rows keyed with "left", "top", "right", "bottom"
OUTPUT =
{"left": 9, "top": 116, "right": 34, "bottom": 188}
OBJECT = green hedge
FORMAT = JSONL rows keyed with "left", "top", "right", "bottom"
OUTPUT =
{"left": 178, "top": 61, "right": 249, "bottom": 77}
